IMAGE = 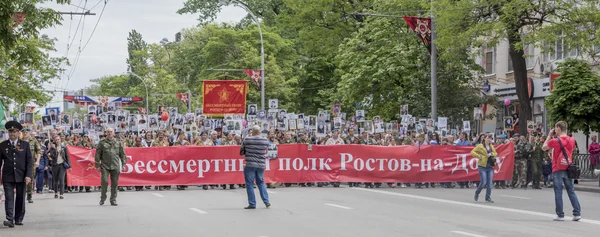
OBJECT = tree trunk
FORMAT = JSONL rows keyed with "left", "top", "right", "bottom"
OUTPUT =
{"left": 507, "top": 35, "right": 532, "bottom": 136}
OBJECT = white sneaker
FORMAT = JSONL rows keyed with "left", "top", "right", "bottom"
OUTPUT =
{"left": 573, "top": 216, "right": 581, "bottom": 221}
{"left": 553, "top": 216, "right": 564, "bottom": 221}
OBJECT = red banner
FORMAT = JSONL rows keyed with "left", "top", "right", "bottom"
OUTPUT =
{"left": 202, "top": 80, "right": 247, "bottom": 116}
{"left": 67, "top": 144, "right": 515, "bottom": 186}
{"left": 403, "top": 16, "right": 432, "bottom": 54}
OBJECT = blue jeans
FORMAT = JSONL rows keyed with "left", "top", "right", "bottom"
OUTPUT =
{"left": 475, "top": 167, "right": 493, "bottom": 200}
{"left": 552, "top": 171, "right": 581, "bottom": 217}
{"left": 244, "top": 166, "right": 270, "bottom": 207}
{"left": 35, "top": 169, "right": 45, "bottom": 192}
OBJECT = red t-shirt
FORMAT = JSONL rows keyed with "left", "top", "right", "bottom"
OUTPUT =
{"left": 547, "top": 136, "right": 575, "bottom": 172}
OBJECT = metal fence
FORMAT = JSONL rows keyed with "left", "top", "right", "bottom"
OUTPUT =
{"left": 573, "top": 154, "right": 599, "bottom": 179}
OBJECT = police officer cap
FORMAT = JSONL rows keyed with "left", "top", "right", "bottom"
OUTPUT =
{"left": 513, "top": 133, "right": 520, "bottom": 137}
{"left": 497, "top": 134, "right": 507, "bottom": 139}
{"left": 5, "top": 121, "right": 23, "bottom": 131}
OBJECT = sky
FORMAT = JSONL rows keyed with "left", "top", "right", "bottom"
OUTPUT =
{"left": 40, "top": 0, "right": 246, "bottom": 111}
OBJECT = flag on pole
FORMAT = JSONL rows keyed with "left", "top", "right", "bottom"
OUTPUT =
{"left": 176, "top": 93, "right": 189, "bottom": 106}
{"left": 402, "top": 16, "right": 432, "bottom": 54}
{"left": 244, "top": 69, "right": 262, "bottom": 88}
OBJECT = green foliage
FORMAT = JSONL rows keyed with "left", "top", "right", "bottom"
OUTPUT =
{"left": 0, "top": 0, "right": 69, "bottom": 107}
{"left": 545, "top": 58, "right": 600, "bottom": 135}
{"left": 126, "top": 30, "right": 147, "bottom": 74}
{"left": 335, "top": 3, "right": 482, "bottom": 123}
{"left": 435, "top": 0, "right": 600, "bottom": 133}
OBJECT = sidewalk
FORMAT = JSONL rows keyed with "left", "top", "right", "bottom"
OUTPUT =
{"left": 574, "top": 178, "right": 600, "bottom": 193}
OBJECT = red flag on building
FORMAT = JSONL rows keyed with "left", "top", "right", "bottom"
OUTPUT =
{"left": 176, "top": 93, "right": 189, "bottom": 106}
{"left": 244, "top": 70, "right": 262, "bottom": 88}
{"left": 402, "top": 16, "right": 432, "bottom": 54}
{"left": 202, "top": 80, "right": 247, "bottom": 116}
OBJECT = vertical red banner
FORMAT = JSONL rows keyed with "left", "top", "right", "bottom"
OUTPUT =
{"left": 402, "top": 16, "right": 432, "bottom": 54}
{"left": 202, "top": 80, "right": 247, "bottom": 116}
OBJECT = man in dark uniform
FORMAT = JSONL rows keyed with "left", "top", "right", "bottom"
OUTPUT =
{"left": 0, "top": 121, "right": 33, "bottom": 228}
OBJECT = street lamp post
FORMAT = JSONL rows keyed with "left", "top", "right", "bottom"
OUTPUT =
{"left": 220, "top": 0, "right": 265, "bottom": 110}
{"left": 128, "top": 72, "right": 150, "bottom": 115}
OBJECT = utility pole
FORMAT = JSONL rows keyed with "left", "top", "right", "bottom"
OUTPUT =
{"left": 430, "top": 0, "right": 438, "bottom": 120}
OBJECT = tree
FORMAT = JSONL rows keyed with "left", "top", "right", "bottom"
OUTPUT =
{"left": 126, "top": 30, "right": 148, "bottom": 74}
{"left": 178, "top": 0, "right": 375, "bottom": 114}
{"left": 435, "top": 0, "right": 600, "bottom": 135}
{"left": 167, "top": 24, "right": 299, "bottom": 112}
{"left": 0, "top": 35, "right": 67, "bottom": 106}
{"left": 0, "top": 1, "right": 69, "bottom": 107}
{"left": 335, "top": 4, "right": 483, "bottom": 124}
{"left": 545, "top": 58, "right": 600, "bottom": 148}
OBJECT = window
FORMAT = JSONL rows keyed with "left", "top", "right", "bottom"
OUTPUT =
{"left": 556, "top": 35, "right": 564, "bottom": 60}
{"left": 506, "top": 46, "right": 514, "bottom": 72}
{"left": 483, "top": 46, "right": 496, "bottom": 74}
{"left": 543, "top": 42, "right": 555, "bottom": 62}
{"left": 525, "top": 44, "right": 535, "bottom": 69}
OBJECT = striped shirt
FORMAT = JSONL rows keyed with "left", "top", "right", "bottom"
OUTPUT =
{"left": 243, "top": 136, "right": 269, "bottom": 169}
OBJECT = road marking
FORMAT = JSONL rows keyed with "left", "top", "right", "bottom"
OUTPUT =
{"left": 354, "top": 188, "right": 600, "bottom": 226}
{"left": 189, "top": 208, "right": 208, "bottom": 214}
{"left": 152, "top": 193, "right": 164, "bottom": 198}
{"left": 325, "top": 203, "right": 353, "bottom": 210}
{"left": 451, "top": 231, "right": 487, "bottom": 237}
{"left": 500, "top": 195, "right": 531, "bottom": 200}
{"left": 267, "top": 191, "right": 277, "bottom": 194}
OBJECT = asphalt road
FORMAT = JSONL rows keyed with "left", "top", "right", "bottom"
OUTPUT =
{"left": 1, "top": 185, "right": 599, "bottom": 237}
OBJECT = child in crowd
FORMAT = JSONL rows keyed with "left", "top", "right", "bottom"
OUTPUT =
{"left": 542, "top": 158, "right": 553, "bottom": 187}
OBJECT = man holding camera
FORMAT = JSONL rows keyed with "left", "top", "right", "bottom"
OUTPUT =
{"left": 542, "top": 121, "right": 581, "bottom": 222}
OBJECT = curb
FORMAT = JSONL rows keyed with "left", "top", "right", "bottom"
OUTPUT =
{"left": 574, "top": 185, "right": 600, "bottom": 193}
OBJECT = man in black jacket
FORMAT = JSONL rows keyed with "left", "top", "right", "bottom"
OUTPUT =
{"left": 0, "top": 121, "right": 33, "bottom": 228}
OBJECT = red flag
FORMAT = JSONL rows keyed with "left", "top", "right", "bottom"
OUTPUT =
{"left": 402, "top": 16, "right": 432, "bottom": 54}
{"left": 244, "top": 70, "right": 262, "bottom": 88}
{"left": 550, "top": 73, "right": 560, "bottom": 91}
{"left": 176, "top": 93, "right": 189, "bottom": 106}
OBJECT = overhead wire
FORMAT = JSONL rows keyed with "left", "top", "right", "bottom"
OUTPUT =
{"left": 80, "top": 0, "right": 108, "bottom": 52}
{"left": 54, "top": 0, "right": 84, "bottom": 91}
{"left": 64, "top": 0, "right": 110, "bottom": 90}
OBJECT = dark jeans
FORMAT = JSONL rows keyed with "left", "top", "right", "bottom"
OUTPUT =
{"left": 552, "top": 171, "right": 581, "bottom": 218}
{"left": 35, "top": 169, "right": 45, "bottom": 192}
{"left": 243, "top": 166, "right": 269, "bottom": 207}
{"left": 52, "top": 165, "right": 67, "bottom": 195}
{"left": 3, "top": 182, "right": 26, "bottom": 223}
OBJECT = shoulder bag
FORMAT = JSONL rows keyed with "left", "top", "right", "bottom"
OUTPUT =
{"left": 239, "top": 138, "right": 246, "bottom": 156}
{"left": 556, "top": 137, "right": 580, "bottom": 179}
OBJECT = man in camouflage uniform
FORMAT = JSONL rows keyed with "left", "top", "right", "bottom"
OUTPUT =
{"left": 512, "top": 135, "right": 531, "bottom": 189}
{"left": 279, "top": 132, "right": 295, "bottom": 144}
{"left": 530, "top": 134, "right": 544, "bottom": 189}
{"left": 358, "top": 131, "right": 376, "bottom": 188}
{"left": 344, "top": 128, "right": 358, "bottom": 144}
{"left": 95, "top": 128, "right": 127, "bottom": 206}
{"left": 151, "top": 131, "right": 171, "bottom": 191}
{"left": 23, "top": 129, "right": 42, "bottom": 203}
